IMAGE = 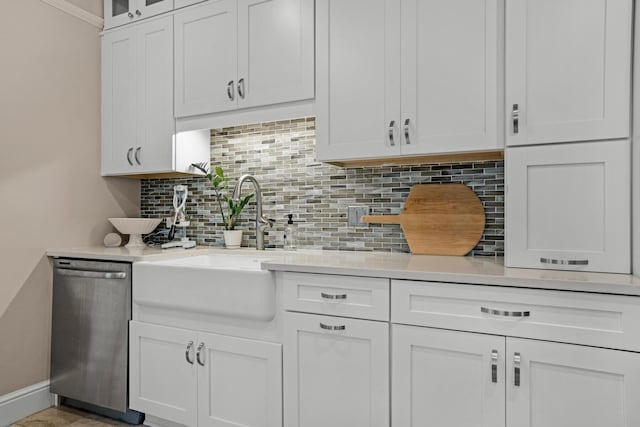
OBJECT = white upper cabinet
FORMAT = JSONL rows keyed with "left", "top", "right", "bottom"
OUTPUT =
{"left": 401, "top": 0, "right": 502, "bottom": 156}
{"left": 505, "top": 140, "right": 631, "bottom": 274}
{"left": 102, "top": 16, "right": 210, "bottom": 176}
{"left": 315, "top": 0, "right": 401, "bottom": 160}
{"left": 506, "top": 0, "right": 632, "bottom": 146}
{"left": 174, "top": 0, "right": 238, "bottom": 117}
{"left": 103, "top": 16, "right": 174, "bottom": 175}
{"left": 237, "top": 0, "right": 315, "bottom": 109}
{"left": 105, "top": 0, "right": 174, "bottom": 29}
{"left": 102, "top": 25, "right": 138, "bottom": 175}
{"left": 174, "top": 0, "right": 315, "bottom": 119}
{"left": 316, "top": 0, "right": 503, "bottom": 162}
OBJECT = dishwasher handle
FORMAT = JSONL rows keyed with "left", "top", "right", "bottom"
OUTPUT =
{"left": 55, "top": 268, "right": 127, "bottom": 280}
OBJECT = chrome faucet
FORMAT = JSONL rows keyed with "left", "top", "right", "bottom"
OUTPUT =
{"left": 232, "top": 175, "right": 274, "bottom": 250}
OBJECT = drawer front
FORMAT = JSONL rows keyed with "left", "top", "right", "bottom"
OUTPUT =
{"left": 392, "top": 280, "right": 640, "bottom": 352}
{"left": 283, "top": 273, "right": 390, "bottom": 321}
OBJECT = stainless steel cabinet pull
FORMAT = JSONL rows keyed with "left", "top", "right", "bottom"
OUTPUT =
{"left": 196, "top": 342, "right": 205, "bottom": 366}
{"left": 127, "top": 12, "right": 134, "bottom": 18}
{"left": 319, "top": 323, "right": 346, "bottom": 331}
{"left": 227, "top": 80, "right": 235, "bottom": 101}
{"left": 237, "top": 78, "right": 245, "bottom": 99}
{"left": 491, "top": 350, "right": 498, "bottom": 383}
{"left": 127, "top": 148, "right": 134, "bottom": 165}
{"left": 512, "top": 104, "right": 519, "bottom": 134}
{"left": 55, "top": 268, "right": 127, "bottom": 280}
{"left": 388, "top": 120, "right": 396, "bottom": 146}
{"left": 134, "top": 147, "right": 141, "bottom": 165}
{"left": 540, "top": 258, "right": 589, "bottom": 266}
{"left": 135, "top": 9, "right": 142, "bottom": 16}
{"left": 185, "top": 341, "right": 194, "bottom": 365}
{"left": 481, "top": 307, "right": 530, "bottom": 318}
{"left": 514, "top": 352, "right": 521, "bottom": 387}
{"left": 404, "top": 118, "right": 411, "bottom": 144}
{"left": 321, "top": 292, "right": 347, "bottom": 300}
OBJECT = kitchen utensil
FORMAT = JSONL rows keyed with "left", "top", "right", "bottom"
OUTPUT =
{"left": 361, "top": 184, "right": 485, "bottom": 255}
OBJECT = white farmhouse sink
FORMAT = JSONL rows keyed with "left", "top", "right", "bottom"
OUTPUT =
{"left": 133, "top": 253, "right": 279, "bottom": 321}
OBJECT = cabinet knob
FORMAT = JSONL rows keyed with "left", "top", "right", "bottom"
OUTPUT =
{"left": 237, "top": 78, "right": 245, "bottom": 99}
{"left": 127, "top": 12, "right": 134, "bottom": 18}
{"left": 513, "top": 352, "right": 521, "bottom": 387}
{"left": 134, "top": 147, "right": 142, "bottom": 165}
{"left": 540, "top": 257, "right": 588, "bottom": 266}
{"left": 135, "top": 9, "right": 142, "bottom": 16}
{"left": 321, "top": 292, "right": 347, "bottom": 300}
{"left": 227, "top": 80, "right": 235, "bottom": 101}
{"left": 319, "top": 322, "right": 346, "bottom": 331}
{"left": 185, "top": 341, "right": 194, "bottom": 365}
{"left": 491, "top": 349, "right": 498, "bottom": 383}
{"left": 512, "top": 104, "right": 519, "bottom": 134}
{"left": 388, "top": 120, "right": 396, "bottom": 146}
{"left": 404, "top": 118, "right": 411, "bottom": 144}
{"left": 481, "top": 306, "right": 530, "bottom": 318}
{"left": 126, "top": 148, "right": 134, "bottom": 166}
{"left": 196, "top": 342, "right": 205, "bottom": 366}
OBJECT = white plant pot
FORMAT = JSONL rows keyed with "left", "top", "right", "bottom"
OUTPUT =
{"left": 223, "top": 230, "right": 243, "bottom": 249}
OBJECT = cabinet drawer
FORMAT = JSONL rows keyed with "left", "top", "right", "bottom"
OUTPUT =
{"left": 283, "top": 273, "right": 390, "bottom": 321}
{"left": 391, "top": 280, "right": 640, "bottom": 352}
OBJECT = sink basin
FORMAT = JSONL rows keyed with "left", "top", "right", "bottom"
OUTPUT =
{"left": 133, "top": 253, "right": 279, "bottom": 321}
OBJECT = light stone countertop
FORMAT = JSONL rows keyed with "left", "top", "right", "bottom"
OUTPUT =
{"left": 46, "top": 246, "right": 213, "bottom": 262}
{"left": 46, "top": 246, "right": 640, "bottom": 296}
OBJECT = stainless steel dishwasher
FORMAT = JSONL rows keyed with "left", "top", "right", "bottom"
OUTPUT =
{"left": 51, "top": 258, "right": 141, "bottom": 422}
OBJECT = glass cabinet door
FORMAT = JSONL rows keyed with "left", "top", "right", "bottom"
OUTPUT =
{"left": 111, "top": 0, "right": 131, "bottom": 19}
{"left": 105, "top": 0, "right": 174, "bottom": 29}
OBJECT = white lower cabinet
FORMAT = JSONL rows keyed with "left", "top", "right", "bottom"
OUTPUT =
{"left": 392, "top": 280, "right": 640, "bottom": 427}
{"left": 392, "top": 325, "right": 506, "bottom": 427}
{"left": 129, "top": 321, "right": 282, "bottom": 427}
{"left": 393, "top": 325, "right": 640, "bottom": 427}
{"left": 283, "top": 312, "right": 389, "bottom": 427}
{"left": 129, "top": 321, "right": 198, "bottom": 426}
{"left": 506, "top": 338, "right": 640, "bottom": 427}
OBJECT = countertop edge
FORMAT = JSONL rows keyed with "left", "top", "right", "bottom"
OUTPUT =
{"left": 263, "top": 262, "right": 640, "bottom": 296}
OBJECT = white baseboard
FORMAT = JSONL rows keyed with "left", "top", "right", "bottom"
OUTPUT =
{"left": 0, "top": 381, "right": 53, "bottom": 426}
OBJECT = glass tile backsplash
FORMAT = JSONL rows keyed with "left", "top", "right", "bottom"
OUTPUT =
{"left": 141, "top": 117, "right": 504, "bottom": 256}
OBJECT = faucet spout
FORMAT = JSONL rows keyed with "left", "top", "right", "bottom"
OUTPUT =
{"left": 232, "top": 175, "right": 272, "bottom": 250}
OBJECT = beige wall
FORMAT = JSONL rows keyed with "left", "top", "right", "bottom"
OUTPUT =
{"left": 0, "top": 0, "right": 139, "bottom": 396}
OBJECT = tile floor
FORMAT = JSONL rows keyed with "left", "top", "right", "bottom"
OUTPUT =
{"left": 11, "top": 406, "right": 142, "bottom": 427}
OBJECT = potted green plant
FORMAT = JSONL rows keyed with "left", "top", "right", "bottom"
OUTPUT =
{"left": 193, "top": 164, "right": 254, "bottom": 248}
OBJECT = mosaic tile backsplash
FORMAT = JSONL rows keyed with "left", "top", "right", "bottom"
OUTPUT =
{"left": 141, "top": 117, "right": 504, "bottom": 256}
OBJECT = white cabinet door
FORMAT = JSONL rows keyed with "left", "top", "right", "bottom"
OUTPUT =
{"left": 102, "top": 25, "right": 138, "bottom": 175}
{"left": 315, "top": 0, "right": 401, "bottom": 161}
{"left": 401, "top": 0, "right": 503, "bottom": 155}
{"left": 505, "top": 140, "right": 631, "bottom": 273}
{"left": 129, "top": 321, "right": 198, "bottom": 426}
{"left": 507, "top": 338, "right": 640, "bottom": 427}
{"left": 174, "top": 0, "right": 238, "bottom": 117}
{"left": 237, "top": 0, "right": 315, "bottom": 109}
{"left": 104, "top": 0, "right": 173, "bottom": 29}
{"left": 136, "top": 15, "right": 174, "bottom": 173}
{"left": 506, "top": 0, "right": 632, "bottom": 146}
{"left": 392, "top": 325, "right": 505, "bottom": 427}
{"left": 283, "top": 312, "right": 389, "bottom": 427}
{"left": 197, "top": 333, "right": 282, "bottom": 427}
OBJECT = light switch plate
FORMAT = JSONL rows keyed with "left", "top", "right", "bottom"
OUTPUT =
{"left": 348, "top": 206, "right": 370, "bottom": 227}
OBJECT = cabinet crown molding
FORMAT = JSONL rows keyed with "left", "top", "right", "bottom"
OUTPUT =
{"left": 40, "top": 0, "right": 104, "bottom": 29}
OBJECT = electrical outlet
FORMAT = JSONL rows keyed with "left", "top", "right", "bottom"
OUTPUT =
{"left": 348, "top": 206, "right": 370, "bottom": 227}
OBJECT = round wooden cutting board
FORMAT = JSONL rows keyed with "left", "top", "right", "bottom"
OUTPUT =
{"left": 361, "top": 184, "right": 486, "bottom": 256}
